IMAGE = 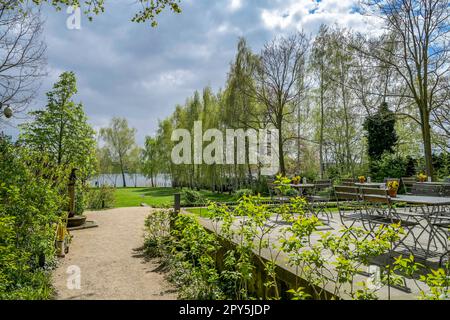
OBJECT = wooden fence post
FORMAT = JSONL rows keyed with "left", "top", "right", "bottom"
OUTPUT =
{"left": 171, "top": 193, "right": 181, "bottom": 230}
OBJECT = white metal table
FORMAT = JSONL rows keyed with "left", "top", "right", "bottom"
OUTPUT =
{"left": 390, "top": 195, "right": 450, "bottom": 259}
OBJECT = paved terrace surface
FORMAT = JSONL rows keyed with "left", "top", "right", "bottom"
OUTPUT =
{"left": 192, "top": 209, "right": 442, "bottom": 300}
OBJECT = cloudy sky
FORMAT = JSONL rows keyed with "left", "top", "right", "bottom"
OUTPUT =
{"left": 4, "top": 0, "right": 382, "bottom": 145}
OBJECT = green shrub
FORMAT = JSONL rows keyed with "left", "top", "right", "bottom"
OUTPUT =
{"left": 145, "top": 210, "right": 223, "bottom": 299}
{"left": 0, "top": 136, "right": 63, "bottom": 299}
{"left": 181, "top": 189, "right": 205, "bottom": 206}
{"left": 75, "top": 183, "right": 88, "bottom": 215}
{"left": 433, "top": 153, "right": 450, "bottom": 179}
{"left": 233, "top": 189, "right": 254, "bottom": 200}
{"left": 370, "top": 152, "right": 409, "bottom": 181}
{"left": 253, "top": 177, "right": 269, "bottom": 195}
{"left": 87, "top": 186, "right": 115, "bottom": 210}
{"left": 285, "top": 188, "right": 299, "bottom": 197}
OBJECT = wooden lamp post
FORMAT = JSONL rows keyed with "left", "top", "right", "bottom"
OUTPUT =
{"left": 68, "top": 168, "right": 78, "bottom": 218}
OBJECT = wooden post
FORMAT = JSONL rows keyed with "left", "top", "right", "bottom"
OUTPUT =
{"left": 174, "top": 193, "right": 181, "bottom": 214}
{"left": 171, "top": 193, "right": 181, "bottom": 230}
{"left": 68, "top": 169, "right": 78, "bottom": 218}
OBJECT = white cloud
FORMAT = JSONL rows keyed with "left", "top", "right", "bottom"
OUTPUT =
{"left": 140, "top": 70, "right": 195, "bottom": 90}
{"left": 261, "top": 0, "right": 316, "bottom": 30}
{"left": 260, "top": 0, "right": 383, "bottom": 35}
{"left": 228, "top": 0, "right": 243, "bottom": 12}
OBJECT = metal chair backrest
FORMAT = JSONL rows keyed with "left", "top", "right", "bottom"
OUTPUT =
{"left": 402, "top": 177, "right": 416, "bottom": 193}
{"left": 361, "top": 188, "right": 390, "bottom": 205}
{"left": 335, "top": 186, "right": 359, "bottom": 201}
{"left": 314, "top": 180, "right": 332, "bottom": 191}
{"left": 412, "top": 183, "right": 442, "bottom": 196}
{"left": 361, "top": 188, "right": 387, "bottom": 196}
{"left": 402, "top": 177, "right": 416, "bottom": 185}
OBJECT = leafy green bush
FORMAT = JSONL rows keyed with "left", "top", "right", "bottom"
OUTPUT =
{"left": 0, "top": 136, "right": 64, "bottom": 299}
{"left": 145, "top": 210, "right": 223, "bottom": 299}
{"left": 233, "top": 189, "right": 254, "bottom": 201}
{"left": 433, "top": 153, "right": 450, "bottom": 180}
{"left": 87, "top": 186, "right": 115, "bottom": 210}
{"left": 370, "top": 152, "right": 409, "bottom": 181}
{"left": 253, "top": 176, "right": 270, "bottom": 195}
{"left": 181, "top": 189, "right": 205, "bottom": 206}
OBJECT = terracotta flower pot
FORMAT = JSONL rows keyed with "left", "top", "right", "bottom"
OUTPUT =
{"left": 359, "top": 178, "right": 366, "bottom": 183}
{"left": 388, "top": 189, "right": 398, "bottom": 198}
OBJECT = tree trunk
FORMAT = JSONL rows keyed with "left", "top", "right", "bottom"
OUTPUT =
{"left": 319, "top": 74, "right": 325, "bottom": 179}
{"left": 341, "top": 77, "right": 353, "bottom": 177}
{"left": 120, "top": 160, "right": 126, "bottom": 187}
{"left": 297, "top": 101, "right": 301, "bottom": 174}
{"left": 420, "top": 107, "right": 434, "bottom": 178}
{"left": 278, "top": 120, "right": 285, "bottom": 175}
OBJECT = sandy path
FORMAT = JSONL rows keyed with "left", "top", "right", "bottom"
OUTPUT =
{"left": 51, "top": 207, "right": 177, "bottom": 300}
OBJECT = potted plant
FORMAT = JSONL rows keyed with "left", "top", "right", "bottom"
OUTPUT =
{"left": 358, "top": 176, "right": 366, "bottom": 183}
{"left": 387, "top": 180, "right": 399, "bottom": 197}
{"left": 291, "top": 176, "right": 301, "bottom": 185}
{"left": 418, "top": 173, "right": 427, "bottom": 183}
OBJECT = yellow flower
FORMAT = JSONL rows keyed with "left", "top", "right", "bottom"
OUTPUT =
{"left": 387, "top": 181, "right": 399, "bottom": 190}
{"left": 418, "top": 173, "right": 427, "bottom": 179}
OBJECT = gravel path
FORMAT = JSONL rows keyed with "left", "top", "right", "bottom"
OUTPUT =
{"left": 51, "top": 207, "right": 177, "bottom": 300}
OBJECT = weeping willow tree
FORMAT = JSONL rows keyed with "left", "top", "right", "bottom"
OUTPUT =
{"left": 143, "top": 16, "right": 449, "bottom": 191}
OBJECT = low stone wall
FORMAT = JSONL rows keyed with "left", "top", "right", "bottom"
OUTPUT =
{"left": 199, "top": 220, "right": 337, "bottom": 300}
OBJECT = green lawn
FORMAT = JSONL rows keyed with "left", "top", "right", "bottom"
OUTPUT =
{"left": 185, "top": 207, "right": 213, "bottom": 218}
{"left": 113, "top": 187, "right": 238, "bottom": 208}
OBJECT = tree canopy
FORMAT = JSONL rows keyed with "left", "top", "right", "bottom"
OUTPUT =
{"left": 20, "top": 71, "right": 97, "bottom": 179}
{"left": 10, "top": 0, "right": 182, "bottom": 26}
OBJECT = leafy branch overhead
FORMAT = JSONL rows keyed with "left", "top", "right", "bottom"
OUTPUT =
{"left": 13, "top": 0, "right": 182, "bottom": 26}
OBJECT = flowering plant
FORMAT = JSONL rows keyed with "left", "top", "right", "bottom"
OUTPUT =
{"left": 418, "top": 173, "right": 427, "bottom": 182}
{"left": 358, "top": 176, "right": 366, "bottom": 183}
{"left": 387, "top": 180, "right": 399, "bottom": 191}
{"left": 291, "top": 176, "right": 301, "bottom": 184}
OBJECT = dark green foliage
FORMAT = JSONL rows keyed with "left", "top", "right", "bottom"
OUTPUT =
{"left": 369, "top": 152, "right": 409, "bottom": 182}
{"left": 364, "top": 103, "right": 398, "bottom": 161}
{"left": 405, "top": 156, "right": 417, "bottom": 177}
{"left": 432, "top": 153, "right": 450, "bottom": 179}
{"left": 233, "top": 189, "right": 254, "bottom": 200}
{"left": 145, "top": 211, "right": 224, "bottom": 299}
{"left": 181, "top": 189, "right": 205, "bottom": 206}
{"left": 253, "top": 176, "right": 270, "bottom": 195}
{"left": 0, "top": 136, "right": 64, "bottom": 299}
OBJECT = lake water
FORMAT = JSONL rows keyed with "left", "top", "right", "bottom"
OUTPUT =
{"left": 90, "top": 174, "right": 172, "bottom": 188}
